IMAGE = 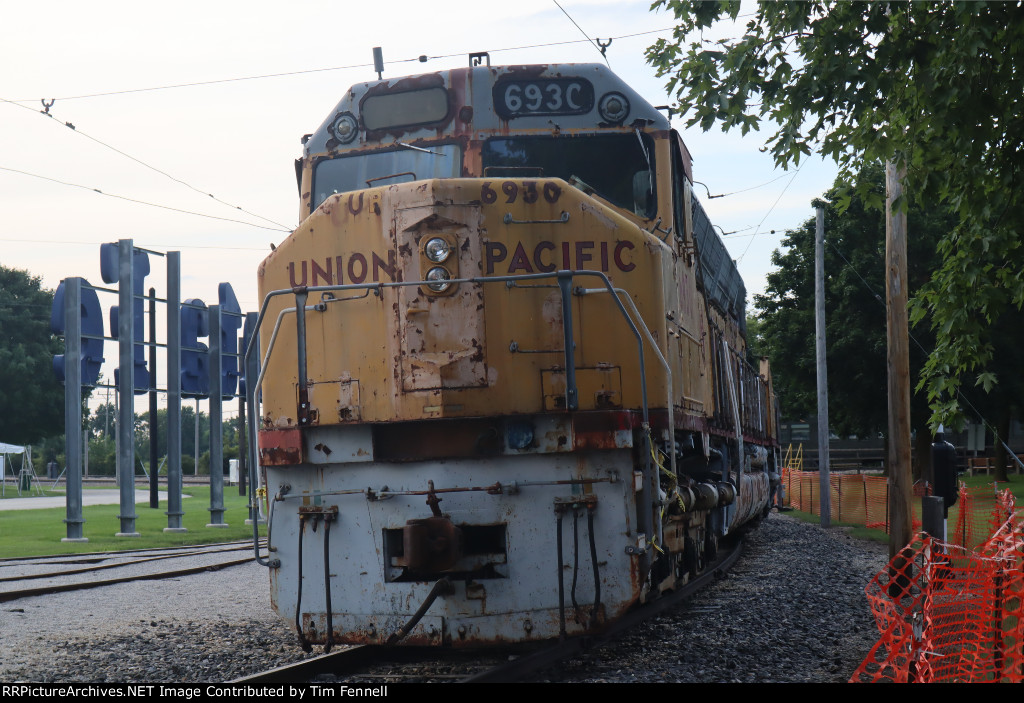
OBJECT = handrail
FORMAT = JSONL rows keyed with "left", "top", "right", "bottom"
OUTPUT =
{"left": 243, "top": 270, "right": 658, "bottom": 576}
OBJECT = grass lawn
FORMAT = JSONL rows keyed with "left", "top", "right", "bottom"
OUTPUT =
{"left": 958, "top": 470, "right": 1022, "bottom": 500}
{"left": 0, "top": 487, "right": 66, "bottom": 499}
{"left": 780, "top": 508, "right": 891, "bottom": 543}
{"left": 0, "top": 485, "right": 265, "bottom": 558}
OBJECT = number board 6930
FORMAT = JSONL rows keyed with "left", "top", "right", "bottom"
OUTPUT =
{"left": 493, "top": 78, "right": 595, "bottom": 119}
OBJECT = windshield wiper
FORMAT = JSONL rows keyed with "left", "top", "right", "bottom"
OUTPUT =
{"left": 396, "top": 141, "right": 444, "bottom": 156}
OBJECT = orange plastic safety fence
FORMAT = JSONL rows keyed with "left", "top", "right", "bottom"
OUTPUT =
{"left": 851, "top": 504, "right": 1023, "bottom": 683}
{"left": 948, "top": 484, "right": 1019, "bottom": 550}
{"left": 780, "top": 469, "right": 923, "bottom": 533}
{"left": 780, "top": 468, "right": 1014, "bottom": 549}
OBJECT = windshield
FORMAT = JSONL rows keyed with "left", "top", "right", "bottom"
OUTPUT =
{"left": 312, "top": 144, "right": 462, "bottom": 208}
{"left": 482, "top": 133, "right": 657, "bottom": 218}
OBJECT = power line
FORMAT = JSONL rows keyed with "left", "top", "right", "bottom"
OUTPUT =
{"left": 0, "top": 237, "right": 270, "bottom": 252}
{"left": 0, "top": 165, "right": 290, "bottom": 232}
{"left": 0, "top": 97, "right": 293, "bottom": 231}
{"left": 552, "top": 0, "right": 610, "bottom": 66}
{"left": 9, "top": 28, "right": 678, "bottom": 105}
{"left": 737, "top": 161, "right": 807, "bottom": 262}
{"left": 8, "top": 61, "right": 384, "bottom": 103}
{"left": 714, "top": 172, "right": 792, "bottom": 198}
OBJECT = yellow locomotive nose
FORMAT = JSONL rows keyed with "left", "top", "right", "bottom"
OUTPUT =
{"left": 257, "top": 177, "right": 667, "bottom": 431}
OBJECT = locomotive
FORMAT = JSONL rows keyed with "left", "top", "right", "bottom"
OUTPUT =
{"left": 250, "top": 57, "right": 780, "bottom": 649}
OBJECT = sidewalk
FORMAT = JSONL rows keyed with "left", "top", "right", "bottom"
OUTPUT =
{"left": 0, "top": 489, "right": 168, "bottom": 511}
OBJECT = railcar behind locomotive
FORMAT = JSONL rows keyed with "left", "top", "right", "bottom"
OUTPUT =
{"left": 250, "top": 56, "right": 780, "bottom": 649}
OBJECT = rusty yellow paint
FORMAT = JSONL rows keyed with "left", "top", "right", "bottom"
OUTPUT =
{"left": 258, "top": 177, "right": 677, "bottom": 427}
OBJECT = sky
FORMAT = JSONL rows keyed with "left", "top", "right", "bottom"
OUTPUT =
{"left": 1, "top": 0, "right": 838, "bottom": 406}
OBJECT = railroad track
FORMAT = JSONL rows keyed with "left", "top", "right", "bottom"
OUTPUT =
{"left": 233, "top": 538, "right": 743, "bottom": 683}
{"left": 0, "top": 540, "right": 264, "bottom": 603}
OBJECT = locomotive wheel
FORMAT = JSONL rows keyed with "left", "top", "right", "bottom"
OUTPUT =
{"left": 704, "top": 532, "right": 718, "bottom": 563}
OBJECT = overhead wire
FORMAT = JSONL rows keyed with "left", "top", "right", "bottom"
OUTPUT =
{"left": 7, "top": 27, "right": 680, "bottom": 105}
{"left": 0, "top": 165, "right": 290, "bottom": 233}
{"left": 713, "top": 172, "right": 792, "bottom": 198}
{"left": 1, "top": 24, "right": 682, "bottom": 238}
{"left": 552, "top": 0, "right": 611, "bottom": 66}
{"left": 737, "top": 160, "right": 807, "bottom": 262}
{"left": 0, "top": 236, "right": 270, "bottom": 252}
{"left": 0, "top": 97, "right": 293, "bottom": 231}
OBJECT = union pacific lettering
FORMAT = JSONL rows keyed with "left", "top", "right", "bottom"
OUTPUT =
{"left": 485, "top": 239, "right": 636, "bottom": 275}
{"left": 288, "top": 251, "right": 398, "bottom": 287}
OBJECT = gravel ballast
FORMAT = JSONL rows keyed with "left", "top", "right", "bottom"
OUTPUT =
{"left": 0, "top": 513, "right": 889, "bottom": 683}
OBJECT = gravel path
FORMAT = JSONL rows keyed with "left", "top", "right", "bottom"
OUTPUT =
{"left": 532, "top": 512, "right": 889, "bottom": 683}
{"left": 0, "top": 512, "right": 888, "bottom": 683}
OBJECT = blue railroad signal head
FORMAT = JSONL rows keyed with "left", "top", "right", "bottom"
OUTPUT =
{"left": 102, "top": 243, "right": 151, "bottom": 394}
{"left": 218, "top": 283, "right": 243, "bottom": 399}
{"left": 181, "top": 298, "right": 210, "bottom": 398}
{"left": 51, "top": 278, "right": 105, "bottom": 387}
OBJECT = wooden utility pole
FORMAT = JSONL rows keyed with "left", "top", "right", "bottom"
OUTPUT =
{"left": 815, "top": 205, "right": 831, "bottom": 527}
{"left": 885, "top": 160, "right": 913, "bottom": 561}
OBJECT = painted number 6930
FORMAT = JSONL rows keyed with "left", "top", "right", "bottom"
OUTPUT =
{"left": 481, "top": 181, "right": 561, "bottom": 205}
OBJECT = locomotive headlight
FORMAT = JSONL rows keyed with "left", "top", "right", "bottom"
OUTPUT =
{"left": 425, "top": 266, "right": 452, "bottom": 292}
{"left": 598, "top": 92, "right": 630, "bottom": 124}
{"left": 331, "top": 113, "right": 359, "bottom": 144}
{"left": 424, "top": 237, "right": 452, "bottom": 263}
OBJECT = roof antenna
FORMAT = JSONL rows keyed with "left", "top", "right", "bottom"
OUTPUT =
{"left": 373, "top": 47, "right": 384, "bottom": 80}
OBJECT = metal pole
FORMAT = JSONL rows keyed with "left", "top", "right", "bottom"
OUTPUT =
{"left": 815, "top": 206, "right": 831, "bottom": 528}
{"left": 148, "top": 287, "right": 158, "bottom": 509}
{"left": 295, "top": 291, "right": 310, "bottom": 426}
{"left": 165, "top": 252, "right": 186, "bottom": 532}
{"left": 195, "top": 397, "right": 200, "bottom": 476}
{"left": 207, "top": 305, "right": 227, "bottom": 527}
{"left": 557, "top": 272, "right": 578, "bottom": 411}
{"left": 238, "top": 389, "right": 247, "bottom": 497}
{"left": 62, "top": 278, "right": 87, "bottom": 542}
{"left": 243, "top": 311, "right": 261, "bottom": 525}
{"left": 116, "top": 239, "right": 139, "bottom": 537}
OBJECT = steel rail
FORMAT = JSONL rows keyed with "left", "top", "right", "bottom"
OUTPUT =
{"left": 0, "top": 553, "right": 260, "bottom": 604}
{"left": 0, "top": 543, "right": 261, "bottom": 583}
{"left": 0, "top": 538, "right": 256, "bottom": 566}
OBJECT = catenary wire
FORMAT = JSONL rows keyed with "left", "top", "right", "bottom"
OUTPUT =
{"left": 0, "top": 97, "right": 293, "bottom": 231}
{"left": 737, "top": 161, "right": 807, "bottom": 262}
{"left": 552, "top": 0, "right": 610, "bottom": 66}
{"left": 0, "top": 237, "right": 270, "bottom": 252}
{"left": 8, "top": 28, "right": 679, "bottom": 104}
{"left": 0, "top": 165, "right": 290, "bottom": 233}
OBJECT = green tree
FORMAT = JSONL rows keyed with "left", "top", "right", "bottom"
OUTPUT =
{"left": 0, "top": 266, "right": 67, "bottom": 444}
{"left": 744, "top": 315, "right": 764, "bottom": 362}
{"left": 647, "top": 1, "right": 1024, "bottom": 427}
{"left": 756, "top": 165, "right": 951, "bottom": 474}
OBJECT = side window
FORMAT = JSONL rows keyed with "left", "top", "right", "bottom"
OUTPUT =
{"left": 670, "top": 132, "right": 695, "bottom": 263}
